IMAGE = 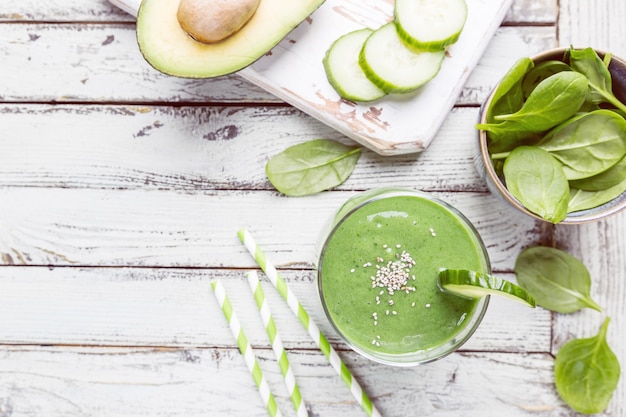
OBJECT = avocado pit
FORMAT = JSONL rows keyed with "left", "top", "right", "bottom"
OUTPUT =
{"left": 177, "top": 0, "right": 261, "bottom": 43}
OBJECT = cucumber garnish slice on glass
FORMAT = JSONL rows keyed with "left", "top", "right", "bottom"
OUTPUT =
{"left": 438, "top": 268, "right": 536, "bottom": 308}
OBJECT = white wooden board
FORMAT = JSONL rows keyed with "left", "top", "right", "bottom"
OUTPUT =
{"left": 109, "top": 0, "right": 513, "bottom": 155}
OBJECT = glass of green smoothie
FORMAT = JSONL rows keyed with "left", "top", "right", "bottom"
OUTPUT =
{"left": 316, "top": 188, "right": 490, "bottom": 366}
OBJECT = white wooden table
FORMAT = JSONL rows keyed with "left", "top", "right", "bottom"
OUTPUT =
{"left": 0, "top": 1, "right": 624, "bottom": 416}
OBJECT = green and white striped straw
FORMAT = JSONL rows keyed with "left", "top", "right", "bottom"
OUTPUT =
{"left": 246, "top": 270, "right": 309, "bottom": 417}
{"left": 238, "top": 228, "right": 382, "bottom": 417}
{"left": 210, "top": 279, "right": 283, "bottom": 417}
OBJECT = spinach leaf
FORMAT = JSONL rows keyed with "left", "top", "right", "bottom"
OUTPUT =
{"left": 486, "top": 57, "right": 534, "bottom": 121}
{"left": 265, "top": 139, "right": 361, "bottom": 196}
{"left": 570, "top": 156, "right": 626, "bottom": 191}
{"left": 555, "top": 317, "right": 620, "bottom": 415}
{"left": 493, "top": 71, "right": 588, "bottom": 132}
{"left": 514, "top": 246, "right": 602, "bottom": 312}
{"left": 537, "top": 110, "right": 626, "bottom": 180}
{"left": 568, "top": 176, "right": 626, "bottom": 213}
{"left": 569, "top": 46, "right": 626, "bottom": 113}
{"left": 477, "top": 58, "right": 536, "bottom": 153}
{"left": 521, "top": 59, "right": 571, "bottom": 99}
{"left": 478, "top": 121, "right": 540, "bottom": 154}
{"left": 503, "top": 146, "right": 570, "bottom": 223}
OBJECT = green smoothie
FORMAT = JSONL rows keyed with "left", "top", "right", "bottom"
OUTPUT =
{"left": 317, "top": 189, "right": 490, "bottom": 365}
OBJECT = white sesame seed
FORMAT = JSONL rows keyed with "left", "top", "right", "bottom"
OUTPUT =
{"left": 386, "top": 310, "right": 389, "bottom": 315}
{"left": 411, "top": 302, "right": 416, "bottom": 307}
{"left": 396, "top": 244, "right": 401, "bottom": 248}
{"left": 350, "top": 268, "right": 355, "bottom": 273}
{"left": 425, "top": 303, "right": 431, "bottom": 308}
{"left": 392, "top": 311, "right": 397, "bottom": 315}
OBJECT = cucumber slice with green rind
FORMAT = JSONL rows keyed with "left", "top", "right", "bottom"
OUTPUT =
{"left": 358, "top": 23, "right": 445, "bottom": 94}
{"left": 395, "top": 0, "right": 468, "bottom": 51}
{"left": 323, "top": 28, "right": 386, "bottom": 102}
{"left": 438, "top": 269, "right": 536, "bottom": 308}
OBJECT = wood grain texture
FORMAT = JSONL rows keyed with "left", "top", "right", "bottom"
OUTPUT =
{"left": 0, "top": 346, "right": 562, "bottom": 417}
{"left": 0, "top": 188, "right": 547, "bottom": 270}
{"left": 0, "top": 104, "right": 496, "bottom": 191}
{"left": 0, "top": 24, "right": 554, "bottom": 105}
{"left": 0, "top": 0, "right": 557, "bottom": 24}
{"left": 559, "top": 0, "right": 626, "bottom": 58}
{"left": 0, "top": 267, "right": 550, "bottom": 352}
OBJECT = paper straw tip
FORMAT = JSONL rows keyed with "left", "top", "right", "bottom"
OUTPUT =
{"left": 237, "top": 228, "right": 248, "bottom": 241}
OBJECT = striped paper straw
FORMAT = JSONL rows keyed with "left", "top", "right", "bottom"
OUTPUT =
{"left": 238, "top": 228, "right": 382, "bottom": 417}
{"left": 246, "top": 270, "right": 309, "bottom": 417}
{"left": 210, "top": 279, "right": 283, "bottom": 417}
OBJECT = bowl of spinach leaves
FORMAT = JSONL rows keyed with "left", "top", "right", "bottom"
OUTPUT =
{"left": 476, "top": 46, "right": 626, "bottom": 224}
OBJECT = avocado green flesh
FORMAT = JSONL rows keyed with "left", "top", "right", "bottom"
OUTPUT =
{"left": 137, "top": 0, "right": 326, "bottom": 78}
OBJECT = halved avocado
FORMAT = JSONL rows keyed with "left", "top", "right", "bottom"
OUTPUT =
{"left": 136, "top": 0, "right": 326, "bottom": 78}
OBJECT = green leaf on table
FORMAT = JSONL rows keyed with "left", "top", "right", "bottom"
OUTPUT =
{"left": 265, "top": 139, "right": 361, "bottom": 196}
{"left": 555, "top": 317, "right": 620, "bottom": 414}
{"left": 537, "top": 110, "right": 626, "bottom": 180}
{"left": 503, "top": 146, "right": 570, "bottom": 223}
{"left": 514, "top": 246, "right": 602, "bottom": 313}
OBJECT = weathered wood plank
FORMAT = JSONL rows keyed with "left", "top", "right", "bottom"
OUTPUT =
{"left": 0, "top": 188, "right": 548, "bottom": 270}
{"left": 559, "top": 0, "right": 626, "bottom": 58}
{"left": 0, "top": 267, "right": 550, "bottom": 352}
{"left": 0, "top": 0, "right": 557, "bottom": 24}
{"left": 0, "top": 346, "right": 563, "bottom": 417}
{"left": 506, "top": 0, "right": 557, "bottom": 24}
{"left": 0, "top": 0, "right": 131, "bottom": 22}
{"left": 1, "top": 105, "right": 488, "bottom": 191}
{"left": 0, "top": 23, "right": 270, "bottom": 103}
{"left": 0, "top": 24, "right": 554, "bottom": 105}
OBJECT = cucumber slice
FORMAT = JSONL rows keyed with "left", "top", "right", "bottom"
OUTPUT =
{"left": 359, "top": 23, "right": 445, "bottom": 93}
{"left": 438, "top": 269, "right": 536, "bottom": 308}
{"left": 395, "top": 0, "right": 468, "bottom": 51}
{"left": 323, "top": 29, "right": 386, "bottom": 102}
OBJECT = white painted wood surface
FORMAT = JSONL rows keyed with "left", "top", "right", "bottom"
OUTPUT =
{"left": 0, "top": 0, "right": 624, "bottom": 416}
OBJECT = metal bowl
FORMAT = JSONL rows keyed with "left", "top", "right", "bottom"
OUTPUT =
{"left": 475, "top": 47, "right": 626, "bottom": 224}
